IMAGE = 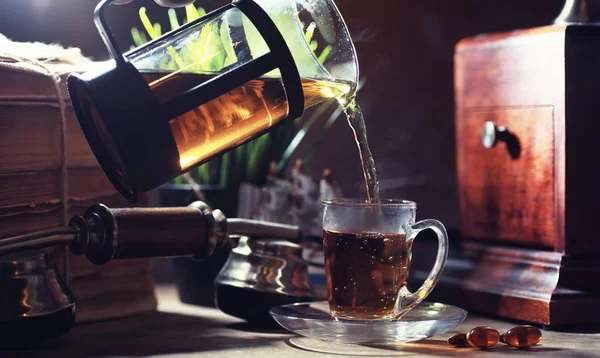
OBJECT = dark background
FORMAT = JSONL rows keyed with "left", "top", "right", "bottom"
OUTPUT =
{"left": 0, "top": 0, "right": 565, "bottom": 230}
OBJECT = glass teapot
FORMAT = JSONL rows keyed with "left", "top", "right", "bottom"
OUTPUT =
{"left": 68, "top": 0, "right": 358, "bottom": 202}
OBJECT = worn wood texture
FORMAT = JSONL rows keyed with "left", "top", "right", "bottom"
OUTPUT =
{"left": 2, "top": 285, "right": 599, "bottom": 358}
{"left": 455, "top": 25, "right": 566, "bottom": 250}
{"left": 461, "top": 107, "right": 555, "bottom": 248}
{"left": 65, "top": 109, "right": 98, "bottom": 168}
{"left": 68, "top": 259, "right": 156, "bottom": 323}
{"left": 0, "top": 56, "right": 157, "bottom": 324}
{"left": 452, "top": 24, "right": 600, "bottom": 325}
{"left": 0, "top": 103, "right": 63, "bottom": 173}
{"left": 64, "top": 144, "right": 157, "bottom": 323}
{"left": 416, "top": 241, "right": 600, "bottom": 326}
{"left": 109, "top": 207, "right": 208, "bottom": 259}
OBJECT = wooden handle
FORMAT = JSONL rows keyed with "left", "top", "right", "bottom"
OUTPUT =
{"left": 81, "top": 204, "right": 210, "bottom": 264}
{"left": 110, "top": 207, "right": 209, "bottom": 259}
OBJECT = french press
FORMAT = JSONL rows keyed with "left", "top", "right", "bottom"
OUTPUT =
{"left": 68, "top": 0, "right": 358, "bottom": 202}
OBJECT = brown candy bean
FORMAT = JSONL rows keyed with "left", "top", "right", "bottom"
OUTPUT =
{"left": 466, "top": 326, "right": 500, "bottom": 349}
{"left": 448, "top": 333, "right": 471, "bottom": 347}
{"left": 502, "top": 325, "right": 542, "bottom": 348}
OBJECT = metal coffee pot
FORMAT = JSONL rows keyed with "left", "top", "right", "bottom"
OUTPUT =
{"left": 0, "top": 251, "right": 75, "bottom": 345}
{"left": 0, "top": 200, "right": 314, "bottom": 343}
{"left": 215, "top": 237, "right": 313, "bottom": 323}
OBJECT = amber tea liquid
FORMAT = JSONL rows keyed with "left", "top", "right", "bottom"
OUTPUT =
{"left": 142, "top": 72, "right": 352, "bottom": 171}
{"left": 324, "top": 230, "right": 412, "bottom": 319}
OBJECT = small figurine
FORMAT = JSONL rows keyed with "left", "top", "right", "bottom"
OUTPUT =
{"left": 255, "top": 161, "right": 293, "bottom": 223}
{"left": 251, "top": 161, "right": 345, "bottom": 238}
{"left": 289, "top": 160, "right": 321, "bottom": 236}
{"left": 319, "top": 168, "right": 343, "bottom": 202}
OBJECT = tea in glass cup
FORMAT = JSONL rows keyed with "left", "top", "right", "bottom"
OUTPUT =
{"left": 322, "top": 199, "right": 449, "bottom": 320}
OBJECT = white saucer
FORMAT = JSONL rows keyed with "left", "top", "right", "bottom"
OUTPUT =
{"left": 269, "top": 301, "right": 467, "bottom": 345}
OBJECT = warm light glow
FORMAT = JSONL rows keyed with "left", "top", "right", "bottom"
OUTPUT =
{"left": 145, "top": 71, "right": 352, "bottom": 172}
{"left": 179, "top": 156, "right": 197, "bottom": 169}
{"left": 320, "top": 86, "right": 336, "bottom": 98}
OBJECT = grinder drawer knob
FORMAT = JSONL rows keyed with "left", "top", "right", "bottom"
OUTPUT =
{"left": 482, "top": 121, "right": 507, "bottom": 149}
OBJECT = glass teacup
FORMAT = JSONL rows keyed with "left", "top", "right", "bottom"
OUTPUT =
{"left": 322, "top": 199, "right": 448, "bottom": 320}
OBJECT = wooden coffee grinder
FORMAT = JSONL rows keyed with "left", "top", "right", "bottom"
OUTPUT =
{"left": 443, "top": 0, "right": 600, "bottom": 326}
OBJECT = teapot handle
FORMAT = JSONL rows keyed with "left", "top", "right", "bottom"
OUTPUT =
{"left": 94, "top": 0, "right": 127, "bottom": 63}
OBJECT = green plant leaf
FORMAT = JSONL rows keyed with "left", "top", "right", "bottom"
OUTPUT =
{"left": 197, "top": 23, "right": 227, "bottom": 71}
{"left": 130, "top": 3, "right": 299, "bottom": 187}
{"left": 317, "top": 45, "right": 333, "bottom": 64}
{"left": 131, "top": 27, "right": 147, "bottom": 47}
{"left": 246, "top": 133, "right": 270, "bottom": 180}
{"left": 139, "top": 7, "right": 160, "bottom": 39}
{"left": 185, "top": 4, "right": 200, "bottom": 23}
{"left": 219, "top": 19, "right": 237, "bottom": 67}
{"left": 174, "top": 176, "right": 185, "bottom": 185}
{"left": 167, "top": 46, "right": 185, "bottom": 68}
{"left": 276, "top": 98, "right": 337, "bottom": 173}
{"left": 196, "top": 163, "right": 209, "bottom": 184}
{"left": 220, "top": 152, "right": 230, "bottom": 186}
{"left": 304, "top": 22, "right": 316, "bottom": 44}
{"left": 168, "top": 8, "right": 180, "bottom": 30}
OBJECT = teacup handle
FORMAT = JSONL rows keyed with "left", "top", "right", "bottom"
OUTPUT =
{"left": 394, "top": 219, "right": 449, "bottom": 318}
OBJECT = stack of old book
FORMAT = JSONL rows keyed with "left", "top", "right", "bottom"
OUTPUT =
{"left": 0, "top": 35, "right": 157, "bottom": 322}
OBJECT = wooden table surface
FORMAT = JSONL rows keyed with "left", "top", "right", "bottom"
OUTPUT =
{"left": 4, "top": 285, "right": 600, "bottom": 357}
